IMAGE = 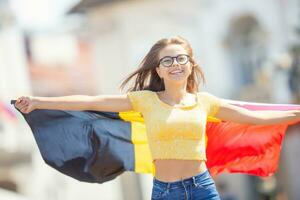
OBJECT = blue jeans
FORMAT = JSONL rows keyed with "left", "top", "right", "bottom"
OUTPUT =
{"left": 151, "top": 170, "right": 220, "bottom": 200}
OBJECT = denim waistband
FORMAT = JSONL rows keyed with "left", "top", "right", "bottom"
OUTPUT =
{"left": 153, "top": 170, "right": 212, "bottom": 189}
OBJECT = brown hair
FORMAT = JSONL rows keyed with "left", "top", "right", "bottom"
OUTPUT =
{"left": 119, "top": 36, "right": 206, "bottom": 93}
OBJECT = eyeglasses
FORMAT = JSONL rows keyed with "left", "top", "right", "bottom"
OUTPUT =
{"left": 158, "top": 54, "right": 190, "bottom": 67}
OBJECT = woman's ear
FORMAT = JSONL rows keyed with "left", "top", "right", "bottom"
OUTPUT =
{"left": 156, "top": 67, "right": 161, "bottom": 78}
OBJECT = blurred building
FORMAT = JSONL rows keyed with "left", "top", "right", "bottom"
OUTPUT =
{"left": 27, "top": 33, "right": 96, "bottom": 96}
{"left": 1, "top": 0, "right": 300, "bottom": 199}
{"left": 0, "top": 0, "right": 33, "bottom": 199}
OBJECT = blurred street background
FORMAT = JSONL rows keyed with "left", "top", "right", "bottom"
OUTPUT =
{"left": 1, "top": 0, "right": 300, "bottom": 199}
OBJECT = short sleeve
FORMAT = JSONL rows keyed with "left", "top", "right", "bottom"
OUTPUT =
{"left": 198, "top": 92, "right": 221, "bottom": 117}
{"left": 126, "top": 90, "right": 152, "bottom": 113}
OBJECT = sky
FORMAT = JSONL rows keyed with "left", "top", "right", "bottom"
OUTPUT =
{"left": 9, "top": 0, "right": 80, "bottom": 31}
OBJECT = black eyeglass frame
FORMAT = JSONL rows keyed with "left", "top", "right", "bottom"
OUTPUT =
{"left": 158, "top": 54, "right": 190, "bottom": 67}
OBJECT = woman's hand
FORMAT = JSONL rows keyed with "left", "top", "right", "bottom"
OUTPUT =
{"left": 15, "top": 96, "right": 37, "bottom": 114}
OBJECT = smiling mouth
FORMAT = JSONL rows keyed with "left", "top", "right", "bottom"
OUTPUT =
{"left": 169, "top": 70, "right": 184, "bottom": 75}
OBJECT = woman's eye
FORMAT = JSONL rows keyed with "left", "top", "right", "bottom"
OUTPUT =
{"left": 178, "top": 56, "right": 187, "bottom": 63}
{"left": 162, "top": 59, "right": 172, "bottom": 65}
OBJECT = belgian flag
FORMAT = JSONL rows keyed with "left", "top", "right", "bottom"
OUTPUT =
{"left": 10, "top": 100, "right": 300, "bottom": 183}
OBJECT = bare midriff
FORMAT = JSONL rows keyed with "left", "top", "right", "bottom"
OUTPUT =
{"left": 153, "top": 159, "right": 207, "bottom": 182}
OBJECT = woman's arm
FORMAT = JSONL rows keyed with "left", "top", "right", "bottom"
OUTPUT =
{"left": 215, "top": 100, "right": 300, "bottom": 125}
{"left": 15, "top": 94, "right": 133, "bottom": 113}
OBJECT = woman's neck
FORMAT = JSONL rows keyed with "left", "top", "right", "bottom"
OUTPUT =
{"left": 160, "top": 82, "right": 189, "bottom": 104}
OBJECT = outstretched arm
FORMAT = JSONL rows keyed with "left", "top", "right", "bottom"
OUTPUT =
{"left": 14, "top": 94, "right": 133, "bottom": 114}
{"left": 215, "top": 100, "right": 300, "bottom": 125}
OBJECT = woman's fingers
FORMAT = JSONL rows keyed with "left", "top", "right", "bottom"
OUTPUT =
{"left": 15, "top": 96, "right": 33, "bottom": 113}
{"left": 17, "top": 96, "right": 25, "bottom": 103}
{"left": 19, "top": 105, "right": 28, "bottom": 110}
{"left": 15, "top": 102, "right": 21, "bottom": 109}
{"left": 20, "top": 105, "right": 30, "bottom": 113}
{"left": 15, "top": 100, "right": 24, "bottom": 109}
{"left": 19, "top": 102, "right": 27, "bottom": 107}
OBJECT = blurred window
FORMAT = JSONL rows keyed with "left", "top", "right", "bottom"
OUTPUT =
{"left": 226, "top": 15, "right": 267, "bottom": 86}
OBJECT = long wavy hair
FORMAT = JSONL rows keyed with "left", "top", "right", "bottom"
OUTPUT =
{"left": 119, "top": 36, "right": 206, "bottom": 93}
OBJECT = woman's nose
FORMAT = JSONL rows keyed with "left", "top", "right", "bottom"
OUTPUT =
{"left": 172, "top": 58, "right": 180, "bottom": 66}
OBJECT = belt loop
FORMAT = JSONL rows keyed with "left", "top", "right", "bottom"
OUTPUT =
{"left": 166, "top": 182, "right": 170, "bottom": 193}
{"left": 192, "top": 176, "right": 197, "bottom": 187}
{"left": 181, "top": 178, "right": 188, "bottom": 200}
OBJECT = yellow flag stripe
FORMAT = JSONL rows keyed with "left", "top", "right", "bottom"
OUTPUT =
{"left": 119, "top": 111, "right": 155, "bottom": 175}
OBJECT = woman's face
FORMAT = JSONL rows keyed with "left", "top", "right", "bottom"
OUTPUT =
{"left": 156, "top": 44, "right": 192, "bottom": 84}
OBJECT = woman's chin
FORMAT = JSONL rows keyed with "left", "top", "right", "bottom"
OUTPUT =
{"left": 166, "top": 75, "right": 188, "bottom": 83}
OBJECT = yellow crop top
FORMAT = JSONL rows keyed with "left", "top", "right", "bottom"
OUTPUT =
{"left": 126, "top": 90, "right": 221, "bottom": 161}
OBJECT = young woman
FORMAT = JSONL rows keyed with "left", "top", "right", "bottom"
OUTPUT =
{"left": 15, "top": 36, "right": 300, "bottom": 200}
